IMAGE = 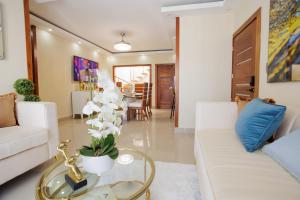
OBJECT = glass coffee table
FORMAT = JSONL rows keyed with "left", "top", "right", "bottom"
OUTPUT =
{"left": 36, "top": 149, "right": 155, "bottom": 200}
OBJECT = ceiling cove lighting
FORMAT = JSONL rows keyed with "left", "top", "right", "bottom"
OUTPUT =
{"left": 114, "top": 32, "right": 132, "bottom": 52}
{"left": 161, "top": 0, "right": 225, "bottom": 13}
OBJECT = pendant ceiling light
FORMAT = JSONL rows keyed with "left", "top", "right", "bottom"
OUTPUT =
{"left": 114, "top": 32, "right": 132, "bottom": 52}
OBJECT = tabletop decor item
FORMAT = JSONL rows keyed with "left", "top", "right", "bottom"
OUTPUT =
{"left": 13, "top": 78, "right": 40, "bottom": 101}
{"left": 36, "top": 149, "right": 155, "bottom": 200}
{"left": 80, "top": 70, "right": 127, "bottom": 176}
{"left": 57, "top": 140, "right": 87, "bottom": 191}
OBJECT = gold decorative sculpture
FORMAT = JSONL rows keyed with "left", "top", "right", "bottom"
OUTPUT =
{"left": 57, "top": 140, "right": 87, "bottom": 190}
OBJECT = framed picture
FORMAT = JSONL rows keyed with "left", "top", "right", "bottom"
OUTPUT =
{"left": 267, "top": 0, "right": 300, "bottom": 82}
{"left": 73, "top": 56, "right": 98, "bottom": 82}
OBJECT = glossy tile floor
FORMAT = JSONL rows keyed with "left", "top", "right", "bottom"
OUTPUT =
{"left": 60, "top": 109, "right": 195, "bottom": 164}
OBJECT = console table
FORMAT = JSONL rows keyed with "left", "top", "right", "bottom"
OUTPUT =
{"left": 71, "top": 91, "right": 91, "bottom": 119}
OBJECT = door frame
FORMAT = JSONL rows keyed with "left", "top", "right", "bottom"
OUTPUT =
{"left": 155, "top": 63, "right": 175, "bottom": 109}
{"left": 30, "top": 25, "right": 39, "bottom": 95}
{"left": 175, "top": 17, "right": 180, "bottom": 127}
{"left": 231, "top": 8, "right": 261, "bottom": 100}
{"left": 112, "top": 64, "right": 152, "bottom": 83}
{"left": 24, "top": 0, "right": 33, "bottom": 80}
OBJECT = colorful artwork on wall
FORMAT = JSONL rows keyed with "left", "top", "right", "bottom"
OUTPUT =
{"left": 73, "top": 56, "right": 98, "bottom": 82}
{"left": 267, "top": 0, "right": 300, "bottom": 82}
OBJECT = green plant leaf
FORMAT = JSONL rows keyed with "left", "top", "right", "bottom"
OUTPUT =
{"left": 82, "top": 145, "right": 93, "bottom": 150}
{"left": 104, "top": 134, "right": 115, "bottom": 147}
{"left": 24, "top": 94, "right": 41, "bottom": 102}
{"left": 14, "top": 79, "right": 34, "bottom": 96}
{"left": 102, "top": 144, "right": 115, "bottom": 156}
{"left": 79, "top": 147, "right": 95, "bottom": 157}
{"left": 98, "top": 144, "right": 110, "bottom": 155}
{"left": 108, "top": 148, "right": 119, "bottom": 160}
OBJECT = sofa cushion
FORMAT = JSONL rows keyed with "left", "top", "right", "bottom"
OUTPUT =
{"left": 0, "top": 93, "right": 17, "bottom": 128}
{"left": 195, "top": 129, "right": 300, "bottom": 200}
{"left": 235, "top": 98, "right": 286, "bottom": 152}
{"left": 263, "top": 129, "right": 300, "bottom": 182}
{"left": 0, "top": 126, "right": 48, "bottom": 160}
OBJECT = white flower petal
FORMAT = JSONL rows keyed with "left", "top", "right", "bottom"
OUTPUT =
{"left": 88, "top": 129, "right": 103, "bottom": 138}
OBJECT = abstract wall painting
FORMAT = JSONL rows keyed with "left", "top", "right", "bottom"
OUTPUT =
{"left": 267, "top": 0, "right": 300, "bottom": 82}
{"left": 73, "top": 56, "right": 98, "bottom": 82}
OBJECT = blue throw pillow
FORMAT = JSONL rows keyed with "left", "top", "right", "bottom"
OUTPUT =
{"left": 235, "top": 98, "right": 286, "bottom": 152}
{"left": 263, "top": 129, "right": 300, "bottom": 182}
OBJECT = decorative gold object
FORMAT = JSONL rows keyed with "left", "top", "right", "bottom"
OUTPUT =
{"left": 57, "top": 140, "right": 87, "bottom": 190}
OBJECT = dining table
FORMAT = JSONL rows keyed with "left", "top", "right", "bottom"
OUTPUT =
{"left": 123, "top": 92, "right": 142, "bottom": 120}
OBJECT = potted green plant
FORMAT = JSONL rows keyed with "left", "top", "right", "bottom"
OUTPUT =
{"left": 13, "top": 79, "right": 40, "bottom": 101}
{"left": 80, "top": 70, "right": 127, "bottom": 176}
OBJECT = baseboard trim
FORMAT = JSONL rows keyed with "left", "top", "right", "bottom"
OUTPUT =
{"left": 174, "top": 128, "right": 195, "bottom": 134}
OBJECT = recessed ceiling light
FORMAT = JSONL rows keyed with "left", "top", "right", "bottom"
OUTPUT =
{"left": 48, "top": 28, "right": 53, "bottom": 32}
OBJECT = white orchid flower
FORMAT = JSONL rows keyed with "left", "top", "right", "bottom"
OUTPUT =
{"left": 97, "top": 70, "right": 114, "bottom": 90}
{"left": 115, "top": 117, "right": 122, "bottom": 127}
{"left": 83, "top": 69, "right": 126, "bottom": 140}
{"left": 86, "top": 118, "right": 103, "bottom": 129}
{"left": 102, "top": 112, "right": 115, "bottom": 123}
{"left": 103, "top": 121, "right": 120, "bottom": 134}
{"left": 93, "top": 92, "right": 104, "bottom": 103}
{"left": 82, "top": 101, "right": 101, "bottom": 115}
{"left": 99, "top": 129, "right": 112, "bottom": 137}
{"left": 88, "top": 129, "right": 103, "bottom": 138}
{"left": 103, "top": 90, "right": 119, "bottom": 103}
{"left": 100, "top": 104, "right": 114, "bottom": 114}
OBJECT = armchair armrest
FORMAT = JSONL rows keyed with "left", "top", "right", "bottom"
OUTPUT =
{"left": 16, "top": 102, "right": 59, "bottom": 158}
{"left": 195, "top": 102, "right": 238, "bottom": 131}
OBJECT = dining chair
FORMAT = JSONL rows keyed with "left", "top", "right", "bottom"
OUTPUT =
{"left": 116, "top": 82, "right": 122, "bottom": 92}
{"left": 134, "top": 83, "right": 144, "bottom": 99}
{"left": 146, "top": 83, "right": 153, "bottom": 117}
{"left": 128, "top": 83, "right": 148, "bottom": 120}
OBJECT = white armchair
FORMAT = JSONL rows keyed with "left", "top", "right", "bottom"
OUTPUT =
{"left": 16, "top": 102, "right": 59, "bottom": 158}
{"left": 0, "top": 102, "right": 59, "bottom": 185}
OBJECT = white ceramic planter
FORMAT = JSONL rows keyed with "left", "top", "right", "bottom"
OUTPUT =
{"left": 81, "top": 155, "right": 114, "bottom": 176}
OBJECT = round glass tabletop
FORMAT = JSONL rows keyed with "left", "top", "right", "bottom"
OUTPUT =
{"left": 36, "top": 149, "right": 155, "bottom": 200}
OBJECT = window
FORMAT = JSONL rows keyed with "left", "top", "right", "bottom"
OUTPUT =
{"left": 113, "top": 65, "right": 151, "bottom": 85}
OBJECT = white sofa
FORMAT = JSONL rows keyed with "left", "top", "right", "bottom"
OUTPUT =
{"left": 194, "top": 102, "right": 300, "bottom": 200}
{"left": 0, "top": 102, "right": 59, "bottom": 185}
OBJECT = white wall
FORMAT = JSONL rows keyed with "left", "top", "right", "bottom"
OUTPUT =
{"left": 0, "top": 0, "right": 27, "bottom": 94}
{"left": 103, "top": 52, "right": 176, "bottom": 107}
{"left": 179, "top": 13, "right": 234, "bottom": 128}
{"left": 36, "top": 28, "right": 106, "bottom": 118}
{"left": 233, "top": 0, "right": 300, "bottom": 108}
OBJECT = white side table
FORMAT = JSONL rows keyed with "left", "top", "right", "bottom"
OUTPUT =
{"left": 71, "top": 91, "right": 90, "bottom": 119}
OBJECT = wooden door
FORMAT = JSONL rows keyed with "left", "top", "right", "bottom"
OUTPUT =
{"left": 156, "top": 64, "right": 175, "bottom": 109}
{"left": 231, "top": 9, "right": 261, "bottom": 101}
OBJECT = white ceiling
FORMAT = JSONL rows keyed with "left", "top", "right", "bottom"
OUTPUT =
{"left": 29, "top": 0, "right": 234, "bottom": 53}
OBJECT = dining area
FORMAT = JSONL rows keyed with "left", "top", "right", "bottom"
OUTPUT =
{"left": 113, "top": 63, "right": 176, "bottom": 122}
{"left": 119, "top": 82, "right": 153, "bottom": 121}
